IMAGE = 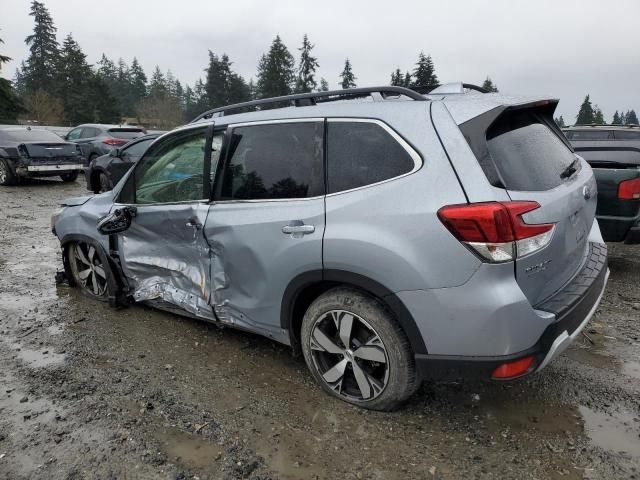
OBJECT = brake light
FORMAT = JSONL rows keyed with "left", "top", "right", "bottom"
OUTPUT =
{"left": 617, "top": 178, "right": 640, "bottom": 200}
{"left": 103, "top": 138, "right": 127, "bottom": 146}
{"left": 437, "top": 201, "right": 555, "bottom": 262}
{"left": 491, "top": 355, "right": 535, "bottom": 379}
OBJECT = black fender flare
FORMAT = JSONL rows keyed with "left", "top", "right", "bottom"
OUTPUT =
{"left": 59, "top": 233, "right": 127, "bottom": 307}
{"left": 281, "top": 269, "right": 428, "bottom": 355}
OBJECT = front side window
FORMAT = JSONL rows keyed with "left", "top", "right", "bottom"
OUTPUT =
{"left": 327, "top": 120, "right": 416, "bottom": 194}
{"left": 219, "top": 121, "right": 324, "bottom": 200}
{"left": 80, "top": 127, "right": 98, "bottom": 139}
{"left": 133, "top": 128, "right": 207, "bottom": 204}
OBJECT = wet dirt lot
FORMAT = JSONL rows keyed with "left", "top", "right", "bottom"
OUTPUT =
{"left": 0, "top": 179, "right": 639, "bottom": 480}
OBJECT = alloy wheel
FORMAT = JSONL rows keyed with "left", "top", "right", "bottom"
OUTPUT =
{"left": 309, "top": 310, "right": 389, "bottom": 401}
{"left": 0, "top": 162, "right": 7, "bottom": 184}
{"left": 70, "top": 242, "right": 108, "bottom": 297}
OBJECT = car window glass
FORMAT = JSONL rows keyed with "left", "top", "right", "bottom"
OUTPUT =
{"left": 123, "top": 138, "right": 154, "bottom": 158}
{"left": 134, "top": 128, "right": 207, "bottom": 204}
{"left": 219, "top": 122, "right": 324, "bottom": 200}
{"left": 565, "top": 130, "right": 612, "bottom": 140}
{"left": 327, "top": 121, "right": 415, "bottom": 194}
{"left": 80, "top": 127, "right": 98, "bottom": 138}
{"left": 66, "top": 128, "right": 82, "bottom": 140}
{"left": 613, "top": 130, "right": 640, "bottom": 140}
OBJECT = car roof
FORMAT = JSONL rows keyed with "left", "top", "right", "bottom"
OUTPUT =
{"left": 74, "top": 124, "right": 146, "bottom": 130}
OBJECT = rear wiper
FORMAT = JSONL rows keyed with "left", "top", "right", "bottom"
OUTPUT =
{"left": 560, "top": 158, "right": 579, "bottom": 179}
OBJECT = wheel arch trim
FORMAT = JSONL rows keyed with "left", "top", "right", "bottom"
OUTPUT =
{"left": 281, "top": 269, "right": 428, "bottom": 355}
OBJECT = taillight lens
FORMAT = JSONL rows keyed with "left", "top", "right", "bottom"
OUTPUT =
{"left": 103, "top": 138, "right": 127, "bottom": 146}
{"left": 437, "top": 201, "right": 555, "bottom": 263}
{"left": 617, "top": 178, "right": 640, "bottom": 200}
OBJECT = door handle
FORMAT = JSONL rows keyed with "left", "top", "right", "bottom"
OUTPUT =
{"left": 282, "top": 222, "right": 315, "bottom": 236}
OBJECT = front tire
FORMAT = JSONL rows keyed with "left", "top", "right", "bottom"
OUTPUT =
{"left": 0, "top": 159, "right": 17, "bottom": 186}
{"left": 60, "top": 171, "right": 79, "bottom": 182}
{"left": 301, "top": 287, "right": 418, "bottom": 411}
{"left": 98, "top": 172, "right": 112, "bottom": 192}
{"left": 67, "top": 241, "right": 109, "bottom": 301}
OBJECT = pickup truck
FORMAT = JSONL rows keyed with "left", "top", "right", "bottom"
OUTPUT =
{"left": 564, "top": 125, "right": 640, "bottom": 243}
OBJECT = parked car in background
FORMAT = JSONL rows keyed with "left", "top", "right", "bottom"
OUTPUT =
{"left": 564, "top": 125, "right": 640, "bottom": 243}
{"left": 85, "top": 134, "right": 160, "bottom": 193}
{"left": 0, "top": 127, "right": 84, "bottom": 185}
{"left": 52, "top": 85, "right": 608, "bottom": 410}
{"left": 64, "top": 124, "right": 146, "bottom": 165}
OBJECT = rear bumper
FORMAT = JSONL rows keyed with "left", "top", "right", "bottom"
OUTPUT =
{"left": 414, "top": 242, "right": 609, "bottom": 380}
{"left": 16, "top": 164, "right": 84, "bottom": 176}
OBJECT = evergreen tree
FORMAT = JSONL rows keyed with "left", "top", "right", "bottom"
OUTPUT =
{"left": 295, "top": 34, "right": 319, "bottom": 93}
{"left": 482, "top": 76, "right": 498, "bottom": 92}
{"left": 56, "top": 34, "right": 94, "bottom": 123}
{"left": 256, "top": 35, "right": 295, "bottom": 98}
{"left": 0, "top": 32, "right": 25, "bottom": 123}
{"left": 96, "top": 54, "right": 117, "bottom": 89}
{"left": 148, "top": 66, "right": 167, "bottom": 98}
{"left": 593, "top": 105, "right": 605, "bottom": 125}
{"left": 390, "top": 68, "right": 403, "bottom": 86}
{"left": 227, "top": 73, "right": 251, "bottom": 105}
{"left": 612, "top": 110, "right": 622, "bottom": 125}
{"left": 339, "top": 58, "right": 356, "bottom": 89}
{"left": 13, "top": 62, "right": 27, "bottom": 98}
{"left": 174, "top": 79, "right": 184, "bottom": 107}
{"left": 247, "top": 79, "right": 257, "bottom": 99}
{"left": 318, "top": 77, "right": 329, "bottom": 92}
{"left": 411, "top": 52, "right": 438, "bottom": 88}
{"left": 626, "top": 110, "right": 639, "bottom": 125}
{"left": 23, "top": 1, "right": 60, "bottom": 94}
{"left": 554, "top": 115, "right": 566, "bottom": 128}
{"left": 575, "top": 95, "right": 595, "bottom": 124}
{"left": 129, "top": 58, "right": 147, "bottom": 105}
{"left": 403, "top": 71, "right": 412, "bottom": 87}
{"left": 205, "top": 52, "right": 231, "bottom": 108}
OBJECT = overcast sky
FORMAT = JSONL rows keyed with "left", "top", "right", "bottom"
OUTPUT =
{"left": 1, "top": 0, "right": 638, "bottom": 122}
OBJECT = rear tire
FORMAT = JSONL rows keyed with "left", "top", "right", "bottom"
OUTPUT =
{"left": 0, "top": 159, "right": 17, "bottom": 186}
{"left": 67, "top": 241, "right": 109, "bottom": 302}
{"left": 300, "top": 287, "right": 419, "bottom": 411}
{"left": 60, "top": 171, "right": 79, "bottom": 182}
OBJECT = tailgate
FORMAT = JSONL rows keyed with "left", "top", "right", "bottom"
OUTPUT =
{"left": 21, "top": 142, "right": 81, "bottom": 165}
{"left": 462, "top": 103, "right": 598, "bottom": 305}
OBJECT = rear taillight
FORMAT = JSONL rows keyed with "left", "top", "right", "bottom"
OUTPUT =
{"left": 617, "top": 178, "right": 640, "bottom": 200}
{"left": 103, "top": 138, "right": 127, "bottom": 146}
{"left": 437, "top": 201, "right": 555, "bottom": 263}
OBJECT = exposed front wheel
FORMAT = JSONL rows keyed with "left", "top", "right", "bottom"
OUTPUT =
{"left": 0, "top": 159, "right": 17, "bottom": 186}
{"left": 301, "top": 287, "right": 419, "bottom": 411}
{"left": 60, "top": 171, "right": 79, "bottom": 182}
{"left": 68, "top": 241, "right": 109, "bottom": 301}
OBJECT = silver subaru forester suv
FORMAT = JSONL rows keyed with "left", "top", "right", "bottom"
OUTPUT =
{"left": 52, "top": 84, "right": 609, "bottom": 410}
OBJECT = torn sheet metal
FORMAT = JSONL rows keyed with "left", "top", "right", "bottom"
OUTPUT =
{"left": 118, "top": 202, "right": 215, "bottom": 320}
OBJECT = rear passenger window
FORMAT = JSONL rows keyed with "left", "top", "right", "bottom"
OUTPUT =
{"left": 327, "top": 121, "right": 416, "bottom": 194}
{"left": 219, "top": 122, "right": 324, "bottom": 200}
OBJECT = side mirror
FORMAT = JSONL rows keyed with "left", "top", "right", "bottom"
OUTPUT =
{"left": 110, "top": 148, "right": 121, "bottom": 157}
{"left": 97, "top": 206, "right": 137, "bottom": 234}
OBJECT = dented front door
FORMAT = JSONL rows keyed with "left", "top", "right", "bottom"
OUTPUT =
{"left": 115, "top": 125, "right": 219, "bottom": 319}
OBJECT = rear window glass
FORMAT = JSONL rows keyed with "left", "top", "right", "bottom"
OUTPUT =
{"left": 0, "top": 129, "right": 63, "bottom": 142}
{"left": 109, "top": 128, "right": 145, "bottom": 140}
{"left": 487, "top": 111, "right": 576, "bottom": 191}
{"left": 613, "top": 130, "right": 640, "bottom": 140}
{"left": 564, "top": 130, "right": 612, "bottom": 140}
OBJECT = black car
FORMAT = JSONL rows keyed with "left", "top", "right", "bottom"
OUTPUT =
{"left": 0, "top": 127, "right": 84, "bottom": 186}
{"left": 564, "top": 125, "right": 640, "bottom": 243}
{"left": 64, "top": 124, "right": 147, "bottom": 165}
{"left": 85, "top": 133, "right": 159, "bottom": 193}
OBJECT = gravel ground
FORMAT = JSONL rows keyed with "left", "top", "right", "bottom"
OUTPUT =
{"left": 0, "top": 178, "right": 639, "bottom": 480}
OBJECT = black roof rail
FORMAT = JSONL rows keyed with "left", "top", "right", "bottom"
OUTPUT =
{"left": 189, "top": 86, "right": 426, "bottom": 123}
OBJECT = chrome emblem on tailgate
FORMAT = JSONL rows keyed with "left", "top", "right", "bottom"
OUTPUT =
{"left": 525, "top": 259, "right": 551, "bottom": 275}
